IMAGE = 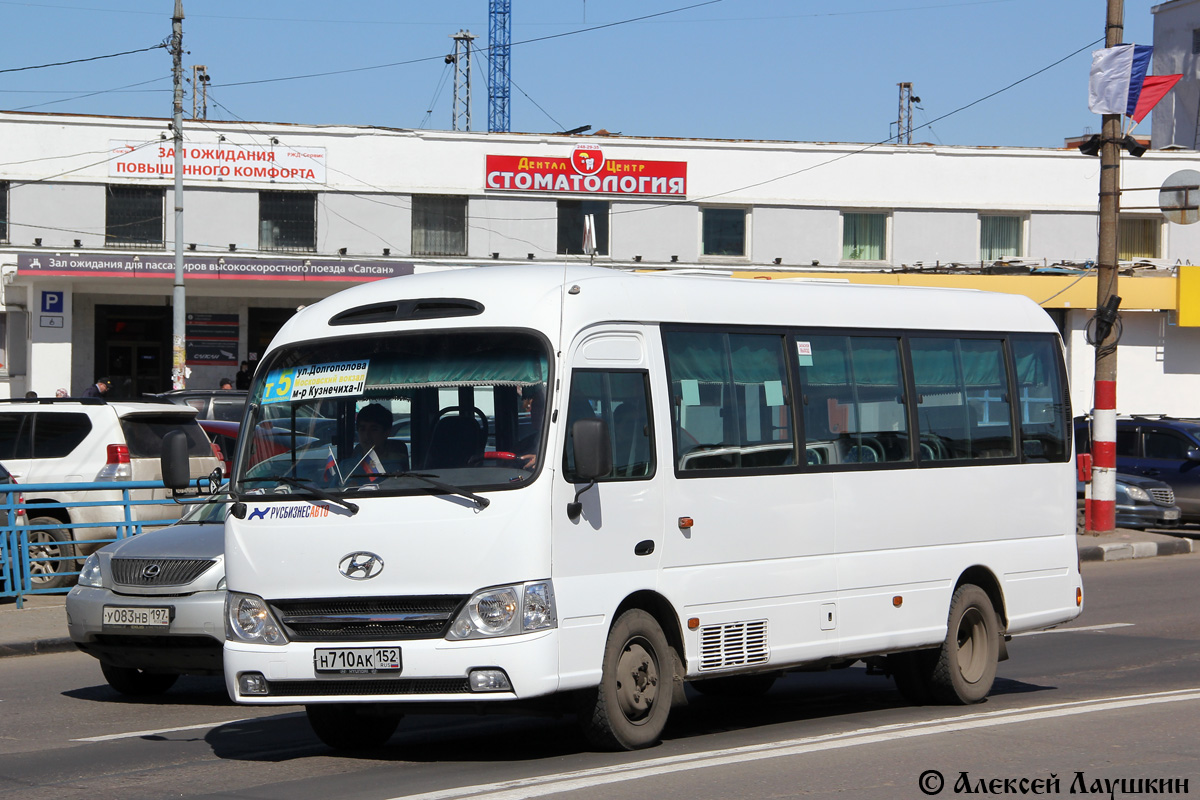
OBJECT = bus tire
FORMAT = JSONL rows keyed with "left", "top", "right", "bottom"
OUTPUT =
{"left": 579, "top": 609, "right": 672, "bottom": 751}
{"left": 306, "top": 704, "right": 401, "bottom": 751}
{"left": 929, "top": 584, "right": 1000, "bottom": 704}
{"left": 691, "top": 673, "right": 778, "bottom": 697}
{"left": 100, "top": 662, "right": 179, "bottom": 696}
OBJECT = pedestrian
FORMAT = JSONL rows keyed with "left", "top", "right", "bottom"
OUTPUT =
{"left": 55, "top": 388, "right": 68, "bottom": 398}
{"left": 82, "top": 377, "right": 111, "bottom": 398}
{"left": 235, "top": 360, "right": 252, "bottom": 390}
{"left": 24, "top": 390, "right": 37, "bottom": 399}
{"left": 219, "top": 377, "right": 234, "bottom": 390}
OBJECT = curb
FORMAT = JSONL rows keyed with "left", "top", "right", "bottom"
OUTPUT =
{"left": 0, "top": 636, "right": 76, "bottom": 659}
{"left": 1078, "top": 537, "right": 1194, "bottom": 562}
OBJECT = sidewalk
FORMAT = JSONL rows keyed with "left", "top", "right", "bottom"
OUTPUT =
{"left": 0, "top": 529, "right": 1196, "bottom": 660}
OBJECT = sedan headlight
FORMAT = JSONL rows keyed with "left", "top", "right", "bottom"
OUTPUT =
{"left": 1124, "top": 485, "right": 1151, "bottom": 503}
{"left": 226, "top": 592, "right": 288, "bottom": 645}
{"left": 78, "top": 554, "right": 103, "bottom": 588}
{"left": 447, "top": 580, "right": 556, "bottom": 640}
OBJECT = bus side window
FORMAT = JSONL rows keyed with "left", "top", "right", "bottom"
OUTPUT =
{"left": 798, "top": 335, "right": 909, "bottom": 466}
{"left": 1012, "top": 335, "right": 1069, "bottom": 463}
{"left": 563, "top": 371, "right": 655, "bottom": 481}
{"left": 664, "top": 330, "right": 794, "bottom": 472}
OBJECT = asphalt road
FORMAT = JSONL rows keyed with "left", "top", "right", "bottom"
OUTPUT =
{"left": 1, "top": 554, "right": 1197, "bottom": 800}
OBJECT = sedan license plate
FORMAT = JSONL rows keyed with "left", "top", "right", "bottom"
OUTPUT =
{"left": 102, "top": 606, "right": 171, "bottom": 629}
{"left": 314, "top": 648, "right": 402, "bottom": 674}
{"left": 1164, "top": 508, "right": 1181, "bottom": 520}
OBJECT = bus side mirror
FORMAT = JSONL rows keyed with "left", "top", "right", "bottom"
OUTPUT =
{"left": 571, "top": 418, "right": 612, "bottom": 480}
{"left": 161, "top": 429, "right": 193, "bottom": 491}
{"left": 567, "top": 418, "right": 612, "bottom": 522}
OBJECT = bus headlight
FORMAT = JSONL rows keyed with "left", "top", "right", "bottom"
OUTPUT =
{"left": 447, "top": 580, "right": 557, "bottom": 640}
{"left": 226, "top": 592, "right": 288, "bottom": 645}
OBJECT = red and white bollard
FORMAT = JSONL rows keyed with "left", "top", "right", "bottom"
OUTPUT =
{"left": 1089, "top": 380, "right": 1117, "bottom": 533}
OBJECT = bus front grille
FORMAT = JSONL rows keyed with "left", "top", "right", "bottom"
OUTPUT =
{"left": 269, "top": 595, "right": 467, "bottom": 641}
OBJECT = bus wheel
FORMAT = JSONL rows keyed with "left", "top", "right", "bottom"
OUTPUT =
{"left": 691, "top": 673, "right": 778, "bottom": 697}
{"left": 100, "top": 662, "right": 179, "bottom": 696}
{"left": 306, "top": 704, "right": 401, "bottom": 751}
{"left": 580, "top": 609, "right": 672, "bottom": 751}
{"left": 929, "top": 584, "right": 1000, "bottom": 704}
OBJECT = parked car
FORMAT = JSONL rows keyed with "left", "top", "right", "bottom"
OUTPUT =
{"left": 0, "top": 398, "right": 221, "bottom": 588}
{"left": 67, "top": 494, "right": 227, "bottom": 695}
{"left": 1075, "top": 415, "right": 1200, "bottom": 523}
{"left": 156, "top": 389, "right": 248, "bottom": 422}
{"left": 1077, "top": 472, "right": 1181, "bottom": 530}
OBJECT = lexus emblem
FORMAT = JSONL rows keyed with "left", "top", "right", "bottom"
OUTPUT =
{"left": 141, "top": 563, "right": 162, "bottom": 580}
{"left": 338, "top": 551, "right": 384, "bottom": 580}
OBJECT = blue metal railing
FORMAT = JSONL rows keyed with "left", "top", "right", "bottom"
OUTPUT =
{"left": 0, "top": 480, "right": 206, "bottom": 608}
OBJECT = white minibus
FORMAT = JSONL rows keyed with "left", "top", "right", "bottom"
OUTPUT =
{"left": 170, "top": 265, "right": 1082, "bottom": 751}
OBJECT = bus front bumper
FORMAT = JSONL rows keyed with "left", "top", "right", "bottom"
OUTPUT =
{"left": 225, "top": 628, "right": 561, "bottom": 705}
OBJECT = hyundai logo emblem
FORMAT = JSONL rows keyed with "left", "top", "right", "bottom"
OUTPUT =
{"left": 141, "top": 564, "right": 162, "bottom": 580}
{"left": 338, "top": 551, "right": 384, "bottom": 580}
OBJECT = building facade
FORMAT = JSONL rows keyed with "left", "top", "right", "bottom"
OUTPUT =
{"left": 2, "top": 110, "right": 1200, "bottom": 417}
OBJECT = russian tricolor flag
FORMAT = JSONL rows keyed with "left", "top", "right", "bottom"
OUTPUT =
{"left": 1089, "top": 44, "right": 1182, "bottom": 122}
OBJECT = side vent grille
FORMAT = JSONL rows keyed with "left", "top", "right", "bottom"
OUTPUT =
{"left": 699, "top": 620, "right": 769, "bottom": 671}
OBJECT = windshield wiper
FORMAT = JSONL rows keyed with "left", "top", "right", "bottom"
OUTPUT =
{"left": 374, "top": 471, "right": 490, "bottom": 510}
{"left": 241, "top": 476, "right": 359, "bottom": 515}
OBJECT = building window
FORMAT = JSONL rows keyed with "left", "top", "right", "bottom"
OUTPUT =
{"left": 1119, "top": 217, "right": 1161, "bottom": 260}
{"left": 842, "top": 212, "right": 887, "bottom": 261}
{"left": 980, "top": 215, "right": 1023, "bottom": 261}
{"left": 412, "top": 195, "right": 467, "bottom": 256}
{"left": 105, "top": 185, "right": 164, "bottom": 248}
{"left": 0, "top": 181, "right": 8, "bottom": 243}
{"left": 259, "top": 191, "right": 316, "bottom": 251}
{"left": 557, "top": 200, "right": 609, "bottom": 256}
{"left": 701, "top": 207, "right": 747, "bottom": 257}
{"left": 1192, "top": 28, "right": 1200, "bottom": 54}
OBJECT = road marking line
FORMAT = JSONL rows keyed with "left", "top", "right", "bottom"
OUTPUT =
{"left": 1013, "top": 622, "right": 1134, "bottom": 637}
{"left": 71, "top": 712, "right": 302, "bottom": 742}
{"left": 385, "top": 688, "right": 1200, "bottom": 800}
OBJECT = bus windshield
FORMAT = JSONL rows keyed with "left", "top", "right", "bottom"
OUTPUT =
{"left": 233, "top": 330, "right": 550, "bottom": 499}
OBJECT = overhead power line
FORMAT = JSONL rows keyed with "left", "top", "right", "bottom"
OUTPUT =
{"left": 0, "top": 42, "right": 165, "bottom": 75}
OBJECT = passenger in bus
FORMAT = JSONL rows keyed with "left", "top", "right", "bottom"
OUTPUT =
{"left": 346, "top": 403, "right": 409, "bottom": 479}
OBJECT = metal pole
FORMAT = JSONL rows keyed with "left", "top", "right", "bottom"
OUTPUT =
{"left": 171, "top": 0, "right": 186, "bottom": 390}
{"left": 1088, "top": 0, "right": 1124, "bottom": 534}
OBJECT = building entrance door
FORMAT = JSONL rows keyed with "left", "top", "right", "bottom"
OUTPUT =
{"left": 94, "top": 305, "right": 169, "bottom": 399}
{"left": 106, "top": 342, "right": 163, "bottom": 399}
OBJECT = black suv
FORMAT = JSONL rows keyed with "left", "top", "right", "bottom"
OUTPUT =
{"left": 1075, "top": 415, "right": 1200, "bottom": 523}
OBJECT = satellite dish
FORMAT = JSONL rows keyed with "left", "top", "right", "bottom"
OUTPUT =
{"left": 1159, "top": 169, "right": 1200, "bottom": 225}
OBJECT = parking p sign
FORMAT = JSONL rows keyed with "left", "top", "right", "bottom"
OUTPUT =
{"left": 41, "top": 291, "right": 63, "bottom": 313}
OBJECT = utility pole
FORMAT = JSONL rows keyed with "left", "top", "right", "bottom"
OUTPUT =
{"left": 171, "top": 0, "right": 187, "bottom": 390}
{"left": 1089, "top": 0, "right": 1125, "bottom": 534}
{"left": 450, "top": 31, "right": 475, "bottom": 132}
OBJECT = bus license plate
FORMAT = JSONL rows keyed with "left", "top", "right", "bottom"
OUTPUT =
{"left": 103, "top": 606, "right": 171, "bottom": 628}
{"left": 314, "top": 648, "right": 402, "bottom": 674}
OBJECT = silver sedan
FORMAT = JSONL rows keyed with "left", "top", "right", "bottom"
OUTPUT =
{"left": 66, "top": 496, "right": 226, "bottom": 696}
